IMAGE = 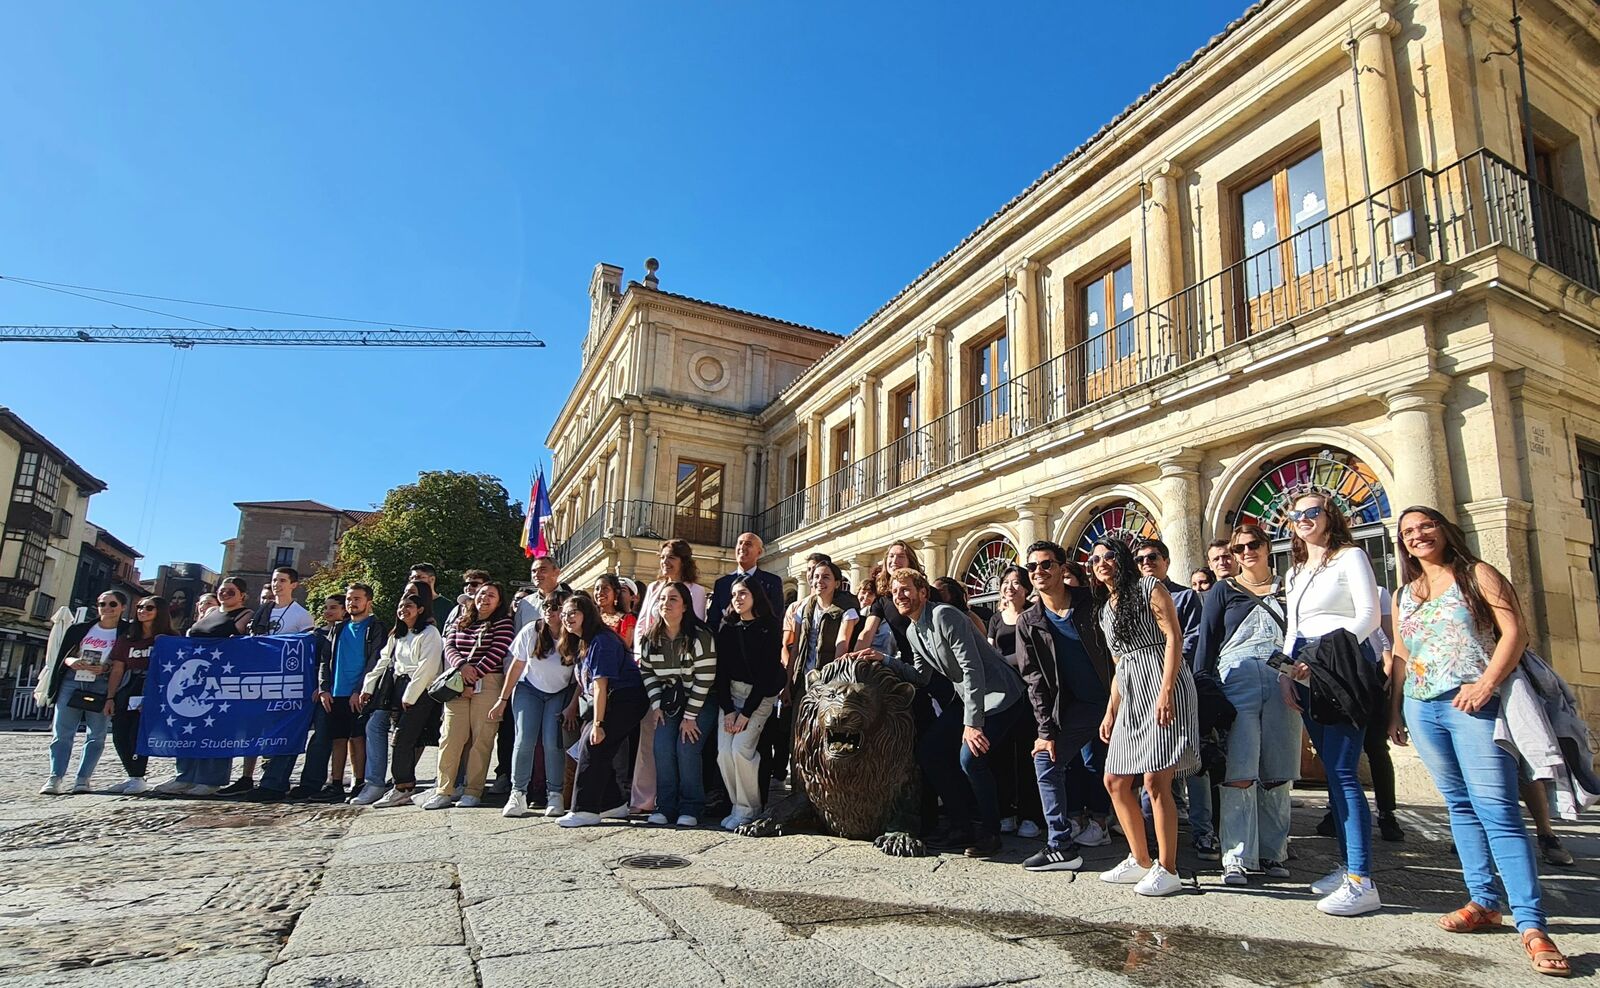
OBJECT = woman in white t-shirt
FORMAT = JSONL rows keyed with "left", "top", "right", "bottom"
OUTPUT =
{"left": 42, "top": 592, "right": 128, "bottom": 795}
{"left": 493, "top": 591, "right": 577, "bottom": 819}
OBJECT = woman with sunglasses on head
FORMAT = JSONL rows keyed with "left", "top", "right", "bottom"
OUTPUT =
{"left": 40, "top": 592, "right": 129, "bottom": 795}
{"left": 1088, "top": 538, "right": 1199, "bottom": 897}
{"left": 1280, "top": 490, "right": 1383, "bottom": 916}
{"left": 1387, "top": 506, "right": 1567, "bottom": 976}
{"left": 422, "top": 581, "right": 516, "bottom": 810}
{"left": 102, "top": 595, "right": 173, "bottom": 794}
{"left": 1194, "top": 524, "right": 1296, "bottom": 886}
{"left": 155, "top": 577, "right": 254, "bottom": 796}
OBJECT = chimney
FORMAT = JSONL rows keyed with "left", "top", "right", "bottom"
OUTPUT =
{"left": 643, "top": 257, "right": 660, "bottom": 289}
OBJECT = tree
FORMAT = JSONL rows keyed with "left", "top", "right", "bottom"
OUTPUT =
{"left": 305, "top": 470, "right": 528, "bottom": 618}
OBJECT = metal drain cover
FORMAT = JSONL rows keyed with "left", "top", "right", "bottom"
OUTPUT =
{"left": 618, "top": 853, "right": 690, "bottom": 870}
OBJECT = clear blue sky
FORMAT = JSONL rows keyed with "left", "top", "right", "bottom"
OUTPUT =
{"left": 1, "top": 1, "right": 1247, "bottom": 574}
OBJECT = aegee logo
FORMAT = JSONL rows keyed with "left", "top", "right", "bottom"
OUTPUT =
{"left": 162, "top": 639, "right": 310, "bottom": 731}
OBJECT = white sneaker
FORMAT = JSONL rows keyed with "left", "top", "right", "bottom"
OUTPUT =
{"left": 422, "top": 792, "right": 457, "bottom": 810}
{"left": 349, "top": 783, "right": 386, "bottom": 806}
{"left": 1017, "top": 820, "right": 1042, "bottom": 839}
{"left": 557, "top": 810, "right": 602, "bottom": 827}
{"left": 599, "top": 804, "right": 630, "bottom": 820}
{"left": 39, "top": 777, "right": 65, "bottom": 796}
{"left": 648, "top": 812, "right": 670, "bottom": 825}
{"left": 153, "top": 779, "right": 194, "bottom": 795}
{"left": 502, "top": 792, "right": 531, "bottom": 818}
{"left": 1100, "top": 855, "right": 1151, "bottom": 885}
{"left": 457, "top": 795, "right": 482, "bottom": 809}
{"left": 1075, "top": 820, "right": 1112, "bottom": 847}
{"left": 1222, "top": 863, "right": 1249, "bottom": 886}
{"left": 544, "top": 793, "right": 565, "bottom": 816}
{"left": 411, "top": 789, "right": 436, "bottom": 808}
{"left": 373, "top": 788, "right": 415, "bottom": 808}
{"left": 676, "top": 815, "right": 698, "bottom": 827}
{"left": 186, "top": 784, "right": 219, "bottom": 797}
{"left": 1310, "top": 865, "right": 1347, "bottom": 896}
{"left": 1000, "top": 815, "right": 1018, "bottom": 834}
{"left": 1317, "top": 876, "right": 1382, "bottom": 916}
{"left": 1135, "top": 864, "right": 1183, "bottom": 897}
{"left": 71, "top": 778, "right": 92, "bottom": 794}
{"left": 119, "top": 778, "right": 149, "bottom": 795}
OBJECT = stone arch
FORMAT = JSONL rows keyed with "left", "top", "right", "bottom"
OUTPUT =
{"left": 950, "top": 527, "right": 1022, "bottom": 603}
{"left": 1054, "top": 484, "right": 1165, "bottom": 561}
{"left": 1206, "top": 428, "right": 1398, "bottom": 541}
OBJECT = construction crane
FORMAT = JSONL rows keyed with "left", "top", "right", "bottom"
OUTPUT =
{"left": 0, "top": 324, "right": 545, "bottom": 348}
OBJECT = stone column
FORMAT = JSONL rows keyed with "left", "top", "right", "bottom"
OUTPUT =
{"left": 917, "top": 533, "right": 948, "bottom": 581}
{"left": 743, "top": 444, "right": 761, "bottom": 517}
{"left": 641, "top": 428, "right": 662, "bottom": 506}
{"left": 1383, "top": 374, "right": 1455, "bottom": 518}
{"left": 1147, "top": 162, "right": 1185, "bottom": 362}
{"left": 804, "top": 414, "right": 823, "bottom": 488}
{"left": 623, "top": 414, "right": 643, "bottom": 505}
{"left": 1354, "top": 11, "right": 1406, "bottom": 190}
{"left": 1157, "top": 448, "right": 1205, "bottom": 573}
{"left": 1014, "top": 499, "right": 1049, "bottom": 553}
{"left": 855, "top": 376, "right": 877, "bottom": 463}
{"left": 919, "top": 326, "right": 951, "bottom": 469}
{"left": 1012, "top": 259, "right": 1041, "bottom": 426}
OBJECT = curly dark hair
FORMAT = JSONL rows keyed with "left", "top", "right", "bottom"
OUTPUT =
{"left": 1087, "top": 536, "right": 1144, "bottom": 650}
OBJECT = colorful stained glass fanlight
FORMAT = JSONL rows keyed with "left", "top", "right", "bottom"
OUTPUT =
{"left": 963, "top": 537, "right": 1018, "bottom": 601}
{"left": 1074, "top": 500, "right": 1161, "bottom": 562}
{"left": 1234, "top": 449, "right": 1391, "bottom": 539}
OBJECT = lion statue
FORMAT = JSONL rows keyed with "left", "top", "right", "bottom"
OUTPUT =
{"left": 736, "top": 657, "right": 925, "bottom": 856}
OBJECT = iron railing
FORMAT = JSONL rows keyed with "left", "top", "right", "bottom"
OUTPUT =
{"left": 553, "top": 499, "right": 758, "bottom": 567}
{"left": 754, "top": 148, "right": 1600, "bottom": 544}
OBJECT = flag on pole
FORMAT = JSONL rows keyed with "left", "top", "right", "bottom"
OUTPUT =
{"left": 521, "top": 469, "right": 554, "bottom": 558}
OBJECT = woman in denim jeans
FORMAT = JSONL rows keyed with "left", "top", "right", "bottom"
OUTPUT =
{"left": 1280, "top": 491, "right": 1382, "bottom": 917}
{"left": 492, "top": 589, "right": 576, "bottom": 819}
{"left": 1389, "top": 506, "right": 1568, "bottom": 977}
{"left": 639, "top": 583, "right": 718, "bottom": 827}
{"left": 1194, "top": 523, "right": 1296, "bottom": 887}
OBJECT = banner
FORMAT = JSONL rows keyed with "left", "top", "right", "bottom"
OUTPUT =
{"left": 137, "top": 632, "right": 317, "bottom": 758}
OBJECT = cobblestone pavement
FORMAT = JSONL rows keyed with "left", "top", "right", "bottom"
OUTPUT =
{"left": 1, "top": 730, "right": 1596, "bottom": 987}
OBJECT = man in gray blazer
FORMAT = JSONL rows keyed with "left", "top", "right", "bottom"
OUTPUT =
{"left": 876, "top": 567, "right": 1027, "bottom": 857}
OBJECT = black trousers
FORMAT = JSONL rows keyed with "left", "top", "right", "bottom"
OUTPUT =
{"left": 111, "top": 674, "right": 147, "bottom": 779}
{"left": 573, "top": 687, "right": 648, "bottom": 813}
{"left": 1363, "top": 695, "right": 1397, "bottom": 815}
{"left": 495, "top": 712, "right": 514, "bottom": 780}
{"left": 391, "top": 694, "right": 443, "bottom": 787}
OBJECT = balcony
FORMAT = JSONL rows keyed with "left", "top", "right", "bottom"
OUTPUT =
{"left": 755, "top": 148, "right": 1600, "bottom": 546}
{"left": 29, "top": 592, "right": 55, "bottom": 622}
{"left": 552, "top": 499, "right": 758, "bottom": 570}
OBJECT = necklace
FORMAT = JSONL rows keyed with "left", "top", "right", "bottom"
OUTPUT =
{"left": 1236, "top": 571, "right": 1273, "bottom": 591}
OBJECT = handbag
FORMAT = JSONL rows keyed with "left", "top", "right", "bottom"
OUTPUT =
{"left": 67, "top": 686, "right": 108, "bottom": 712}
{"left": 428, "top": 625, "right": 484, "bottom": 703}
{"left": 365, "top": 666, "right": 397, "bottom": 712}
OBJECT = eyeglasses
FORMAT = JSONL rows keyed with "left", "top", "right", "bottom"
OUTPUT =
{"left": 1024, "top": 560, "right": 1056, "bottom": 572}
{"left": 1230, "top": 538, "right": 1265, "bottom": 554}
{"left": 218, "top": 589, "right": 237, "bottom": 598}
{"left": 96, "top": 601, "right": 120, "bottom": 608}
{"left": 1134, "top": 553, "right": 1163, "bottom": 566}
{"left": 135, "top": 604, "right": 157, "bottom": 612}
{"left": 1086, "top": 553, "right": 1116, "bottom": 566}
{"left": 1287, "top": 505, "right": 1325, "bottom": 524}
{"left": 1400, "top": 519, "right": 1440, "bottom": 541}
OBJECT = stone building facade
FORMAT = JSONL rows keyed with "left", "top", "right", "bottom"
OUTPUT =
{"left": 219, "top": 500, "right": 376, "bottom": 603}
{"left": 547, "top": 0, "right": 1600, "bottom": 721}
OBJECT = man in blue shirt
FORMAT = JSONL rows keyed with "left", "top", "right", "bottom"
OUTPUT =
{"left": 311, "top": 583, "right": 382, "bottom": 800}
{"left": 1013, "top": 540, "right": 1115, "bottom": 872}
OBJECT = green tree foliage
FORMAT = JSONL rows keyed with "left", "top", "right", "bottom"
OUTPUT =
{"left": 305, "top": 471, "right": 528, "bottom": 617}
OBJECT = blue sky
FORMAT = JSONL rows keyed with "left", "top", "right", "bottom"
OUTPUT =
{"left": 1, "top": 1, "right": 1247, "bottom": 573}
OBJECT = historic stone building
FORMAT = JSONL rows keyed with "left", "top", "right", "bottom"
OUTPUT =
{"left": 220, "top": 500, "right": 377, "bottom": 603}
{"left": 546, "top": 0, "right": 1600, "bottom": 720}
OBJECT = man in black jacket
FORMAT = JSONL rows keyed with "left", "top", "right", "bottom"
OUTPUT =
{"left": 1013, "top": 540, "right": 1115, "bottom": 872}
{"left": 708, "top": 532, "right": 784, "bottom": 633}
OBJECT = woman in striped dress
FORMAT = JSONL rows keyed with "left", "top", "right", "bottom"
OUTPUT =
{"left": 1088, "top": 537, "right": 1200, "bottom": 897}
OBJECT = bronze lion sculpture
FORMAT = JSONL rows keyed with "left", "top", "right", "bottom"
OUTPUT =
{"left": 736, "top": 657, "right": 926, "bottom": 856}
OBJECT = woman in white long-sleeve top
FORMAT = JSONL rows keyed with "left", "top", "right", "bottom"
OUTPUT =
{"left": 1280, "top": 489, "right": 1383, "bottom": 917}
{"left": 362, "top": 594, "right": 445, "bottom": 808}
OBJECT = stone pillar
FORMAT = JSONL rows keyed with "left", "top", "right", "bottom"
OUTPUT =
{"left": 917, "top": 533, "right": 948, "bottom": 581}
{"left": 622, "top": 414, "right": 643, "bottom": 505}
{"left": 919, "top": 326, "right": 951, "bottom": 469}
{"left": 1146, "top": 162, "right": 1185, "bottom": 362}
{"left": 1383, "top": 374, "right": 1455, "bottom": 518}
{"left": 641, "top": 427, "right": 662, "bottom": 505}
{"left": 743, "top": 444, "right": 761, "bottom": 516}
{"left": 1014, "top": 499, "right": 1049, "bottom": 553}
{"left": 1157, "top": 449, "right": 1205, "bottom": 573}
{"left": 1355, "top": 11, "right": 1406, "bottom": 190}
{"left": 1012, "top": 258, "right": 1041, "bottom": 376}
{"left": 855, "top": 376, "right": 877, "bottom": 463}
{"left": 804, "top": 414, "right": 823, "bottom": 488}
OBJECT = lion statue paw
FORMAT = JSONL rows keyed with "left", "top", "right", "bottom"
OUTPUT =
{"left": 873, "top": 831, "right": 927, "bottom": 857}
{"left": 735, "top": 816, "right": 782, "bottom": 838}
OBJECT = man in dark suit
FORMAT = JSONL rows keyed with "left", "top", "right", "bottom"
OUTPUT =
{"left": 707, "top": 532, "right": 783, "bottom": 632}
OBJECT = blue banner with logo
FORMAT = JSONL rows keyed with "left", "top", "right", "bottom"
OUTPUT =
{"left": 137, "top": 633, "right": 317, "bottom": 758}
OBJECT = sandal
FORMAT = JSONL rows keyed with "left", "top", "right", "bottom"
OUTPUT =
{"left": 1522, "top": 929, "right": 1571, "bottom": 977}
{"left": 1438, "top": 902, "right": 1503, "bottom": 933}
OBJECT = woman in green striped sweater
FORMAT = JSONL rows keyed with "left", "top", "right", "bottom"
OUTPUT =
{"left": 639, "top": 582, "right": 718, "bottom": 827}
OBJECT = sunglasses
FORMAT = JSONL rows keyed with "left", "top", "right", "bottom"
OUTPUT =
{"left": 1134, "top": 553, "right": 1163, "bottom": 566}
{"left": 135, "top": 604, "right": 157, "bottom": 612}
{"left": 1287, "top": 505, "right": 1325, "bottom": 524}
{"left": 1230, "top": 538, "right": 1265, "bottom": 554}
{"left": 96, "top": 601, "right": 121, "bottom": 608}
{"left": 1024, "top": 560, "right": 1056, "bottom": 572}
{"left": 1086, "top": 552, "right": 1117, "bottom": 566}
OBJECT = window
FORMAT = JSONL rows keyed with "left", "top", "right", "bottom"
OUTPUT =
{"left": 785, "top": 449, "right": 807, "bottom": 497}
{"left": 830, "top": 422, "right": 854, "bottom": 473}
{"left": 890, "top": 384, "right": 917, "bottom": 439}
{"left": 1239, "top": 148, "right": 1328, "bottom": 301}
{"left": 1580, "top": 444, "right": 1600, "bottom": 616}
{"left": 1079, "top": 261, "right": 1135, "bottom": 374}
{"left": 969, "top": 331, "right": 1009, "bottom": 417}
{"left": 675, "top": 459, "right": 724, "bottom": 544}
{"left": 52, "top": 510, "right": 71, "bottom": 539}
{"left": 273, "top": 546, "right": 297, "bottom": 569}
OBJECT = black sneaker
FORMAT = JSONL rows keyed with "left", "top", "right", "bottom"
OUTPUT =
{"left": 964, "top": 833, "right": 1003, "bottom": 858}
{"left": 1316, "top": 812, "right": 1336, "bottom": 838}
{"left": 1023, "top": 845, "right": 1083, "bottom": 872}
{"left": 1538, "top": 834, "right": 1575, "bottom": 867}
{"left": 1262, "top": 860, "right": 1291, "bottom": 879}
{"left": 247, "top": 788, "right": 289, "bottom": 803}
{"left": 1378, "top": 813, "right": 1406, "bottom": 842}
{"left": 924, "top": 826, "right": 975, "bottom": 851}
{"left": 216, "top": 777, "right": 255, "bottom": 797}
{"left": 306, "top": 784, "right": 346, "bottom": 804}
{"left": 1193, "top": 833, "right": 1221, "bottom": 861}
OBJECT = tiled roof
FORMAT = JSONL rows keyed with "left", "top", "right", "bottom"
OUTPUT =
{"left": 0, "top": 406, "right": 107, "bottom": 493}
{"left": 235, "top": 499, "right": 377, "bottom": 524}
{"left": 631, "top": 283, "right": 844, "bottom": 339}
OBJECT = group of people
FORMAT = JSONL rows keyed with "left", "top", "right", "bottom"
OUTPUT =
{"left": 38, "top": 492, "right": 1580, "bottom": 975}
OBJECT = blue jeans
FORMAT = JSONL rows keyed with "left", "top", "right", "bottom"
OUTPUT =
{"left": 258, "top": 701, "right": 333, "bottom": 792}
{"left": 919, "top": 698, "right": 1026, "bottom": 836}
{"left": 1218, "top": 657, "right": 1301, "bottom": 869}
{"left": 175, "top": 756, "right": 230, "bottom": 787}
{"left": 1033, "top": 707, "right": 1105, "bottom": 849}
{"left": 1406, "top": 692, "right": 1546, "bottom": 932}
{"left": 49, "top": 677, "right": 110, "bottom": 781}
{"left": 1186, "top": 776, "right": 1215, "bottom": 841}
{"left": 365, "top": 708, "right": 393, "bottom": 788}
{"left": 513, "top": 682, "right": 573, "bottom": 798}
{"left": 654, "top": 703, "right": 718, "bottom": 819}
{"left": 1293, "top": 637, "right": 1375, "bottom": 879}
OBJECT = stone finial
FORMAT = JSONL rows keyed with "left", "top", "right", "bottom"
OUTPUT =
{"left": 644, "top": 257, "right": 660, "bottom": 289}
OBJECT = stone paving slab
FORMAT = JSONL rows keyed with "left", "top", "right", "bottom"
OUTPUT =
{"left": 265, "top": 946, "right": 476, "bottom": 988}
{"left": 280, "top": 889, "right": 463, "bottom": 958}
{"left": 479, "top": 941, "right": 727, "bottom": 988}
{"left": 465, "top": 885, "right": 674, "bottom": 957}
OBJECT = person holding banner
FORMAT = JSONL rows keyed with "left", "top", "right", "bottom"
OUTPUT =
{"left": 41, "top": 591, "right": 128, "bottom": 795}
{"left": 157, "top": 577, "right": 253, "bottom": 795}
{"left": 102, "top": 595, "right": 172, "bottom": 794}
{"left": 423, "top": 581, "right": 515, "bottom": 810}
